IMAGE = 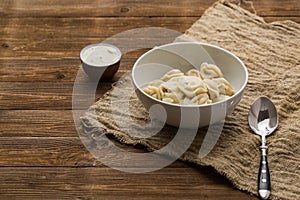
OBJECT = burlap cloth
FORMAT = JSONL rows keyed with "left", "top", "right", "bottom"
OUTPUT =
{"left": 81, "top": 1, "right": 300, "bottom": 199}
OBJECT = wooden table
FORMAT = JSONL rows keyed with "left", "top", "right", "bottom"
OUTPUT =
{"left": 1, "top": 0, "right": 299, "bottom": 199}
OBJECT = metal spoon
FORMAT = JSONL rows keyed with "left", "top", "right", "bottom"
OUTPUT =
{"left": 248, "top": 96, "right": 278, "bottom": 199}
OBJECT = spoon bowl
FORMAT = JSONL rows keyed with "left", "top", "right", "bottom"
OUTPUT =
{"left": 248, "top": 96, "right": 278, "bottom": 136}
{"left": 248, "top": 96, "right": 279, "bottom": 199}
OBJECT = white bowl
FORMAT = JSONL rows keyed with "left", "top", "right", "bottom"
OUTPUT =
{"left": 132, "top": 42, "right": 248, "bottom": 128}
{"left": 80, "top": 43, "right": 122, "bottom": 81}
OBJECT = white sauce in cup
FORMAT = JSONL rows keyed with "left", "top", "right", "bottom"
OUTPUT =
{"left": 81, "top": 43, "right": 121, "bottom": 67}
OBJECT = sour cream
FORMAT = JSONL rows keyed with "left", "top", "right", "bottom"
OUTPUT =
{"left": 81, "top": 43, "right": 121, "bottom": 67}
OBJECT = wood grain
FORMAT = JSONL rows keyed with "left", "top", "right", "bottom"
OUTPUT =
{"left": 264, "top": 16, "right": 300, "bottom": 23}
{"left": 1, "top": 16, "right": 300, "bottom": 59}
{"left": 0, "top": 137, "right": 207, "bottom": 168}
{"left": 0, "top": 81, "right": 114, "bottom": 109}
{"left": 0, "top": 17, "right": 196, "bottom": 37}
{"left": 0, "top": 110, "right": 76, "bottom": 137}
{"left": 1, "top": 0, "right": 299, "bottom": 17}
{"left": 0, "top": 167, "right": 256, "bottom": 200}
{"left": 0, "top": 137, "right": 96, "bottom": 167}
{"left": 0, "top": 17, "right": 192, "bottom": 57}
{"left": 0, "top": 58, "right": 138, "bottom": 82}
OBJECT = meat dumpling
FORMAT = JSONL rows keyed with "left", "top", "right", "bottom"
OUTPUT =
{"left": 185, "top": 69, "right": 202, "bottom": 79}
{"left": 161, "top": 69, "right": 184, "bottom": 82}
{"left": 199, "top": 62, "right": 223, "bottom": 79}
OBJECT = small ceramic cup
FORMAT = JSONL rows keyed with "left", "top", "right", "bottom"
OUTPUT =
{"left": 80, "top": 43, "right": 122, "bottom": 81}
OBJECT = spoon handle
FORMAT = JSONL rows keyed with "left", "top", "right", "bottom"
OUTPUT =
{"left": 258, "top": 146, "right": 271, "bottom": 199}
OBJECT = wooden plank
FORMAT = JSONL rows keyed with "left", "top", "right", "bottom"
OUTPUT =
{"left": 0, "top": 167, "right": 256, "bottom": 199}
{"left": 249, "top": 0, "right": 300, "bottom": 17}
{"left": 0, "top": 17, "right": 196, "bottom": 37}
{"left": 1, "top": 16, "right": 298, "bottom": 44}
{"left": 1, "top": 15, "right": 299, "bottom": 59}
{"left": 0, "top": 0, "right": 212, "bottom": 18}
{"left": 0, "top": 59, "right": 81, "bottom": 82}
{"left": 264, "top": 16, "right": 300, "bottom": 23}
{"left": 0, "top": 110, "right": 76, "bottom": 137}
{"left": 0, "top": 16, "right": 191, "bottom": 59}
{"left": 0, "top": 17, "right": 191, "bottom": 58}
{"left": 0, "top": 37, "right": 177, "bottom": 59}
{"left": 0, "top": 0, "right": 298, "bottom": 17}
{"left": 0, "top": 137, "right": 204, "bottom": 168}
{"left": 0, "top": 137, "right": 97, "bottom": 167}
{"left": 0, "top": 58, "right": 136, "bottom": 82}
{"left": 0, "top": 81, "right": 114, "bottom": 109}
{"left": 0, "top": 137, "right": 151, "bottom": 167}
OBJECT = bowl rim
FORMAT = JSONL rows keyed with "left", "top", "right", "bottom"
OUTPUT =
{"left": 80, "top": 43, "right": 122, "bottom": 67}
{"left": 132, "top": 41, "right": 248, "bottom": 108}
